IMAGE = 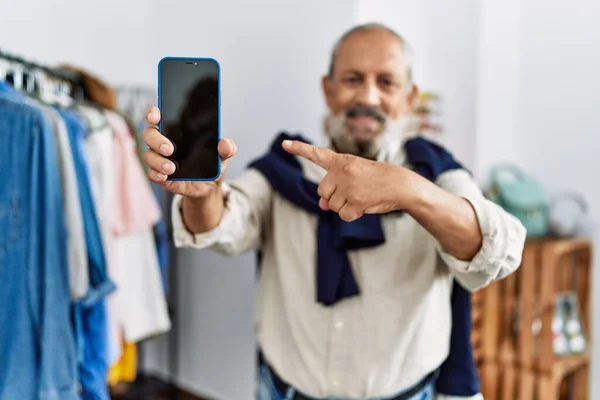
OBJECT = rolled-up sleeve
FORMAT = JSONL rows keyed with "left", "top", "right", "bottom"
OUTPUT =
{"left": 434, "top": 169, "right": 527, "bottom": 291}
{"left": 171, "top": 168, "right": 273, "bottom": 256}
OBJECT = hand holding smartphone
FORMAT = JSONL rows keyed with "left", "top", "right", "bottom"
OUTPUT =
{"left": 142, "top": 57, "right": 236, "bottom": 200}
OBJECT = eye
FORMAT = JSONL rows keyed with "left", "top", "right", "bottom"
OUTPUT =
{"left": 343, "top": 76, "right": 360, "bottom": 84}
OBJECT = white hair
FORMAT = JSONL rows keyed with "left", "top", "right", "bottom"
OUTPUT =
{"left": 327, "top": 22, "right": 414, "bottom": 84}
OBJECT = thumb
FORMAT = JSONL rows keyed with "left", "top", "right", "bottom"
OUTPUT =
{"left": 218, "top": 138, "right": 237, "bottom": 161}
{"left": 282, "top": 140, "right": 335, "bottom": 170}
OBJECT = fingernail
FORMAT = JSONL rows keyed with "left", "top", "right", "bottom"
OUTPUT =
{"left": 155, "top": 172, "right": 165, "bottom": 180}
{"left": 147, "top": 111, "right": 153, "bottom": 120}
{"left": 162, "top": 162, "right": 173, "bottom": 173}
{"left": 282, "top": 140, "right": 292, "bottom": 149}
{"left": 160, "top": 143, "right": 170, "bottom": 154}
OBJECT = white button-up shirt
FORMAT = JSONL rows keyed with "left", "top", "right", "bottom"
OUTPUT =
{"left": 171, "top": 140, "right": 526, "bottom": 399}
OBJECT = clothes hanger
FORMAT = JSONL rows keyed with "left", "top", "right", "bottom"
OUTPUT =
{"left": 4, "top": 59, "right": 23, "bottom": 90}
{"left": 0, "top": 57, "right": 10, "bottom": 81}
{"left": 58, "top": 80, "right": 74, "bottom": 107}
{"left": 51, "top": 76, "right": 69, "bottom": 107}
{"left": 39, "top": 70, "right": 59, "bottom": 105}
{"left": 22, "top": 67, "right": 36, "bottom": 95}
{"left": 12, "top": 63, "right": 23, "bottom": 91}
{"left": 0, "top": 50, "right": 81, "bottom": 107}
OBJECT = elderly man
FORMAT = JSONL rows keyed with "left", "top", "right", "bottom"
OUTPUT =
{"left": 142, "top": 23, "right": 526, "bottom": 400}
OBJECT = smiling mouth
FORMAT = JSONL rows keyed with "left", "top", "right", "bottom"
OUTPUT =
{"left": 347, "top": 115, "right": 382, "bottom": 128}
{"left": 346, "top": 109, "right": 385, "bottom": 123}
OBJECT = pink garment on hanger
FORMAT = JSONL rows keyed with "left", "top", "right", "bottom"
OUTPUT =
{"left": 105, "top": 110, "right": 170, "bottom": 345}
{"left": 106, "top": 111, "right": 161, "bottom": 234}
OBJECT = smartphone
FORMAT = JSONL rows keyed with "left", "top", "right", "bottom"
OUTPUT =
{"left": 158, "top": 57, "right": 220, "bottom": 181}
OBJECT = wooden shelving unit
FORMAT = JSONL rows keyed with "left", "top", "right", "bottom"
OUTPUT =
{"left": 471, "top": 238, "right": 593, "bottom": 400}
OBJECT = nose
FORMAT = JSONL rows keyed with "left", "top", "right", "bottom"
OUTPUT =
{"left": 355, "top": 80, "right": 381, "bottom": 108}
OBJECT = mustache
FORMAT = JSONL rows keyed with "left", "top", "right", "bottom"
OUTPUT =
{"left": 345, "top": 105, "right": 387, "bottom": 123}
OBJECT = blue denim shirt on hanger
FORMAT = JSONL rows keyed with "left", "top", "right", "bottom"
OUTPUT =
{"left": 58, "top": 108, "right": 115, "bottom": 307}
{"left": 0, "top": 82, "right": 80, "bottom": 400}
{"left": 60, "top": 108, "right": 113, "bottom": 400}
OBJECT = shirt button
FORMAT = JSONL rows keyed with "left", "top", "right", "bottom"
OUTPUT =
{"left": 335, "top": 321, "right": 344, "bottom": 330}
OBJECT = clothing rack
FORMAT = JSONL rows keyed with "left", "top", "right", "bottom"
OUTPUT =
{"left": 1, "top": 61, "right": 173, "bottom": 399}
{"left": 0, "top": 48, "right": 84, "bottom": 99}
{"left": 0, "top": 49, "right": 81, "bottom": 82}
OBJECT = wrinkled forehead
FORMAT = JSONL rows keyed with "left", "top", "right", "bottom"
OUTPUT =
{"left": 331, "top": 29, "right": 410, "bottom": 81}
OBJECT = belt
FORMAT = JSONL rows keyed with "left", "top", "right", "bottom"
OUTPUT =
{"left": 262, "top": 358, "right": 436, "bottom": 400}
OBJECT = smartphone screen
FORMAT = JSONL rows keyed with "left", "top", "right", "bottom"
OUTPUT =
{"left": 158, "top": 57, "right": 220, "bottom": 180}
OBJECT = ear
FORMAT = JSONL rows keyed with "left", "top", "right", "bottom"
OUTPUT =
{"left": 407, "top": 83, "right": 420, "bottom": 111}
{"left": 321, "top": 75, "right": 334, "bottom": 109}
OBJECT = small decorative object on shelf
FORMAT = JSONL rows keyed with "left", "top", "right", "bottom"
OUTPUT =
{"left": 552, "top": 294, "right": 571, "bottom": 356}
{"left": 562, "top": 292, "right": 587, "bottom": 354}
{"left": 548, "top": 191, "right": 596, "bottom": 239}
{"left": 406, "top": 91, "right": 443, "bottom": 136}
{"left": 483, "top": 163, "right": 549, "bottom": 238}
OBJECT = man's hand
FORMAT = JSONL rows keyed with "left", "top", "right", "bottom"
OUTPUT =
{"left": 143, "top": 106, "right": 237, "bottom": 233}
{"left": 143, "top": 106, "right": 237, "bottom": 198}
{"left": 282, "top": 139, "right": 415, "bottom": 222}
{"left": 283, "top": 139, "right": 484, "bottom": 260}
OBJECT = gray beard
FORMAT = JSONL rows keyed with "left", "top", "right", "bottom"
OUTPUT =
{"left": 330, "top": 134, "right": 381, "bottom": 160}
{"left": 324, "top": 112, "right": 411, "bottom": 161}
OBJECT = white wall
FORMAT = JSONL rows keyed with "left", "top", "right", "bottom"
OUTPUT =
{"left": 475, "top": 0, "right": 600, "bottom": 397}
{"left": 0, "top": 0, "right": 154, "bottom": 86}
{"left": 473, "top": 0, "right": 524, "bottom": 180}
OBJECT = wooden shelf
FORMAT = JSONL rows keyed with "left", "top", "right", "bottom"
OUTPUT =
{"left": 472, "top": 238, "right": 593, "bottom": 400}
{"left": 552, "top": 350, "right": 590, "bottom": 381}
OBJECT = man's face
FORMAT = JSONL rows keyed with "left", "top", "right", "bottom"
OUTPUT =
{"left": 322, "top": 28, "right": 418, "bottom": 158}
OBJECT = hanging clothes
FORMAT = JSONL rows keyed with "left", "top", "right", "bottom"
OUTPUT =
{"left": 115, "top": 87, "right": 155, "bottom": 135}
{"left": 107, "top": 341, "right": 138, "bottom": 386}
{"left": 0, "top": 81, "right": 80, "bottom": 400}
{"left": 75, "top": 104, "right": 122, "bottom": 371}
{"left": 116, "top": 87, "right": 172, "bottom": 295}
{"left": 58, "top": 64, "right": 117, "bottom": 110}
{"left": 43, "top": 106, "right": 90, "bottom": 301}
{"left": 0, "top": 57, "right": 171, "bottom": 399}
{"left": 58, "top": 107, "right": 116, "bottom": 307}
{"left": 59, "top": 105, "right": 115, "bottom": 400}
{"left": 106, "top": 109, "right": 171, "bottom": 343}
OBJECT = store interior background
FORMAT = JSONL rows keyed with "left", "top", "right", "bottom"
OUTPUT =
{"left": 1, "top": 0, "right": 598, "bottom": 398}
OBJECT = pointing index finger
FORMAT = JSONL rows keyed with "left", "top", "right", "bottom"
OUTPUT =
{"left": 282, "top": 140, "right": 335, "bottom": 170}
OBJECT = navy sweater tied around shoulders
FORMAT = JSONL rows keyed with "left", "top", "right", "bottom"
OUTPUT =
{"left": 248, "top": 132, "right": 480, "bottom": 397}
